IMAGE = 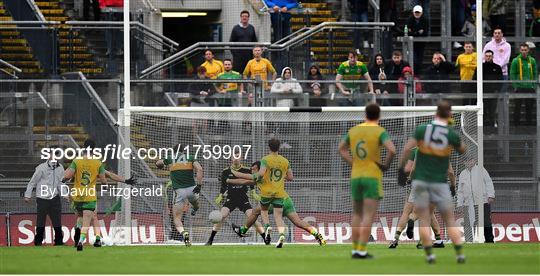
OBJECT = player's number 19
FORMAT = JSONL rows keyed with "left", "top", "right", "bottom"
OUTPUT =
{"left": 269, "top": 168, "right": 283, "bottom": 182}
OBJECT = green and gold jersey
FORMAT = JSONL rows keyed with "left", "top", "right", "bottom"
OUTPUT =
{"left": 343, "top": 122, "right": 390, "bottom": 180}
{"left": 412, "top": 121, "right": 461, "bottom": 183}
{"left": 336, "top": 61, "right": 369, "bottom": 89}
{"left": 216, "top": 71, "right": 241, "bottom": 93}
{"left": 259, "top": 153, "right": 290, "bottom": 198}
{"left": 70, "top": 158, "right": 105, "bottom": 202}
{"left": 164, "top": 153, "right": 197, "bottom": 189}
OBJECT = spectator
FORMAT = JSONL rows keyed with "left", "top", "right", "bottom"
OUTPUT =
{"left": 406, "top": 5, "right": 429, "bottom": 73}
{"left": 190, "top": 66, "right": 214, "bottom": 107}
{"left": 200, "top": 50, "right": 224, "bottom": 79}
{"left": 243, "top": 46, "right": 277, "bottom": 91}
{"left": 369, "top": 53, "right": 390, "bottom": 105}
{"left": 305, "top": 64, "right": 327, "bottom": 107}
{"left": 409, "top": 0, "right": 430, "bottom": 34}
{"left": 487, "top": 0, "right": 506, "bottom": 33}
{"left": 230, "top": 10, "right": 258, "bottom": 73}
{"left": 24, "top": 149, "right": 66, "bottom": 246}
{"left": 483, "top": 28, "right": 511, "bottom": 80}
{"left": 385, "top": 51, "right": 410, "bottom": 105}
{"left": 461, "top": 14, "right": 476, "bottom": 39}
{"left": 264, "top": 0, "right": 298, "bottom": 42}
{"left": 270, "top": 67, "right": 302, "bottom": 107}
{"left": 424, "top": 52, "right": 454, "bottom": 94}
{"left": 335, "top": 50, "right": 374, "bottom": 106}
{"left": 398, "top": 66, "right": 422, "bottom": 93}
{"left": 348, "top": 0, "right": 370, "bottom": 49}
{"left": 510, "top": 43, "right": 538, "bottom": 126}
{"left": 457, "top": 158, "right": 495, "bottom": 243}
{"left": 84, "top": 0, "right": 100, "bottom": 21}
{"left": 455, "top": 41, "right": 477, "bottom": 104}
{"left": 473, "top": 50, "right": 503, "bottom": 126}
{"left": 215, "top": 59, "right": 244, "bottom": 107}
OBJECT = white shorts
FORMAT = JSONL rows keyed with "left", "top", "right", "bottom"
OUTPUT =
{"left": 410, "top": 180, "right": 453, "bottom": 211}
{"left": 174, "top": 186, "right": 198, "bottom": 205}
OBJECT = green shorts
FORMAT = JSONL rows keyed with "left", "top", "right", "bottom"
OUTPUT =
{"left": 269, "top": 197, "right": 296, "bottom": 216}
{"left": 260, "top": 197, "right": 284, "bottom": 208}
{"left": 73, "top": 201, "right": 97, "bottom": 212}
{"left": 351, "top": 177, "right": 383, "bottom": 201}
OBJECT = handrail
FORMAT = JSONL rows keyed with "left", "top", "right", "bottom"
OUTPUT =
{"left": 140, "top": 21, "right": 394, "bottom": 78}
{"left": 368, "top": 0, "right": 380, "bottom": 11}
{"left": 26, "top": 0, "right": 47, "bottom": 22}
{"left": 0, "top": 59, "right": 22, "bottom": 73}
{"left": 76, "top": 72, "right": 118, "bottom": 128}
{"left": 64, "top": 21, "right": 179, "bottom": 49}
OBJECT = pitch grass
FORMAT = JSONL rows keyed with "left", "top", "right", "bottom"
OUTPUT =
{"left": 1, "top": 243, "right": 539, "bottom": 274}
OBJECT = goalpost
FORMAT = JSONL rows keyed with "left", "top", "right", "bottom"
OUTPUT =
{"left": 113, "top": 106, "right": 480, "bottom": 245}
{"left": 117, "top": 0, "right": 485, "bottom": 245}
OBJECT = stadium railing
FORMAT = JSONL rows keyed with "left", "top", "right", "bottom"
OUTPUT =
{"left": 138, "top": 21, "right": 395, "bottom": 79}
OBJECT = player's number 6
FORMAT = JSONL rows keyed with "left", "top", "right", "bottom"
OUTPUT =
{"left": 355, "top": 141, "right": 367, "bottom": 160}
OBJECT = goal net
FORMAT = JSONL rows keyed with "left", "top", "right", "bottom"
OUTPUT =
{"left": 114, "top": 106, "right": 480, "bottom": 245}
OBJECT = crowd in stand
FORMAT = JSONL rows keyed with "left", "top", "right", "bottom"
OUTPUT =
{"left": 79, "top": 0, "right": 533, "bottom": 126}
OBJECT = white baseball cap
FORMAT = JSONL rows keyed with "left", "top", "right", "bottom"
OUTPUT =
{"left": 413, "top": 5, "right": 423, "bottom": 13}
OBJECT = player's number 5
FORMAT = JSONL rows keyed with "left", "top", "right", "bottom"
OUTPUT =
{"left": 355, "top": 141, "right": 367, "bottom": 160}
{"left": 269, "top": 168, "right": 283, "bottom": 182}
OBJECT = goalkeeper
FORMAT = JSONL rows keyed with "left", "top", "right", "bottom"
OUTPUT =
{"left": 156, "top": 145, "right": 203, "bottom": 247}
{"left": 205, "top": 157, "right": 266, "bottom": 245}
{"left": 230, "top": 161, "right": 326, "bottom": 246}
{"left": 389, "top": 147, "right": 456, "bottom": 249}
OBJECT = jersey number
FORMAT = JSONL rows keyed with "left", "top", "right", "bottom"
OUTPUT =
{"left": 355, "top": 140, "right": 367, "bottom": 160}
{"left": 424, "top": 125, "right": 449, "bottom": 150}
{"left": 269, "top": 168, "right": 283, "bottom": 182}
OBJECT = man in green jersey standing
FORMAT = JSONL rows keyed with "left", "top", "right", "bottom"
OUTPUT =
{"left": 399, "top": 101, "right": 466, "bottom": 264}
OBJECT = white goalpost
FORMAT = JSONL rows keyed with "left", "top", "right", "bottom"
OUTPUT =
{"left": 116, "top": 0, "right": 485, "bottom": 245}
{"left": 114, "top": 106, "right": 480, "bottom": 245}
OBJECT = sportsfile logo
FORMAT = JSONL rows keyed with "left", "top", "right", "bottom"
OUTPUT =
{"left": 295, "top": 213, "right": 540, "bottom": 243}
{"left": 40, "top": 144, "right": 252, "bottom": 162}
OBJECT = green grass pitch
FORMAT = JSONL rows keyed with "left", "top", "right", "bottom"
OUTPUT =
{"left": 1, "top": 243, "right": 539, "bottom": 274}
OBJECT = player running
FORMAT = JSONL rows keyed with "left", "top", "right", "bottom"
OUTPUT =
{"left": 398, "top": 101, "right": 466, "bottom": 264}
{"left": 389, "top": 147, "right": 456, "bottom": 249}
{"left": 230, "top": 161, "right": 326, "bottom": 246}
{"left": 63, "top": 139, "right": 108, "bottom": 251}
{"left": 232, "top": 138, "right": 292, "bottom": 248}
{"left": 156, "top": 145, "right": 203, "bottom": 247}
{"left": 338, "top": 103, "right": 396, "bottom": 259}
{"left": 205, "top": 157, "right": 266, "bottom": 245}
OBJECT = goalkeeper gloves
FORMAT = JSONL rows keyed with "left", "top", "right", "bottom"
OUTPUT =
{"left": 248, "top": 189, "right": 261, "bottom": 201}
{"left": 215, "top": 193, "right": 223, "bottom": 205}
{"left": 450, "top": 185, "right": 456, "bottom": 197}
{"left": 397, "top": 168, "right": 408, "bottom": 187}
{"left": 193, "top": 184, "right": 202, "bottom": 194}
{"left": 124, "top": 176, "right": 137, "bottom": 185}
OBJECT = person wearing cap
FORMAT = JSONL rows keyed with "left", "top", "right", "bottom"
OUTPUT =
{"left": 24, "top": 146, "right": 67, "bottom": 246}
{"left": 406, "top": 5, "right": 429, "bottom": 74}
{"left": 398, "top": 66, "right": 423, "bottom": 105}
